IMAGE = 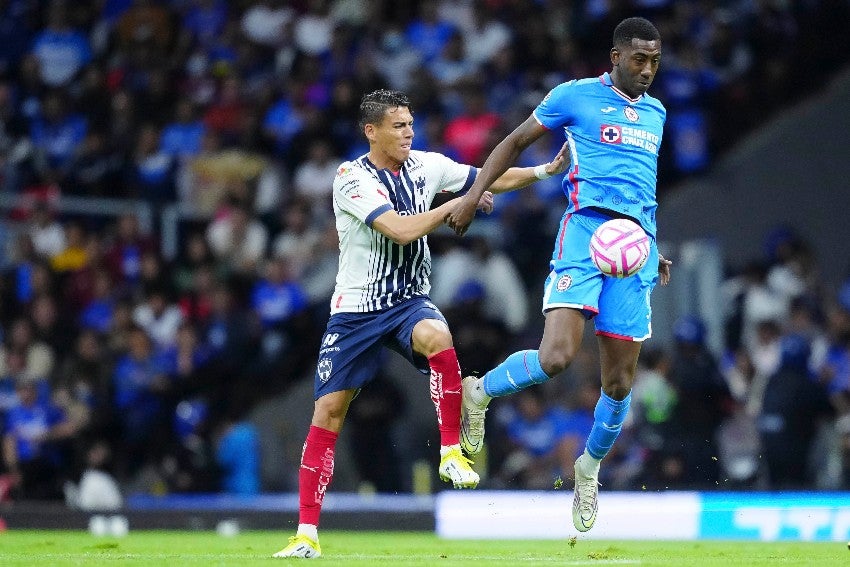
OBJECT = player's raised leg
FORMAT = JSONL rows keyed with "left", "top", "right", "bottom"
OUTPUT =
{"left": 461, "top": 308, "right": 585, "bottom": 455}
{"left": 573, "top": 336, "right": 640, "bottom": 532}
{"left": 413, "top": 319, "right": 479, "bottom": 488}
{"left": 274, "top": 390, "right": 354, "bottom": 558}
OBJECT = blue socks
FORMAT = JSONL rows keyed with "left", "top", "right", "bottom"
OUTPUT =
{"left": 481, "top": 350, "right": 550, "bottom": 397}
{"left": 585, "top": 389, "right": 632, "bottom": 460}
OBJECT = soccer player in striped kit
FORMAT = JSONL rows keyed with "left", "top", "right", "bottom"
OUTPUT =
{"left": 275, "top": 89, "right": 567, "bottom": 558}
{"left": 447, "top": 17, "right": 672, "bottom": 534}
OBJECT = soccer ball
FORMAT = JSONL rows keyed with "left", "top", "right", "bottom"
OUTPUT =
{"left": 589, "top": 218, "right": 650, "bottom": 278}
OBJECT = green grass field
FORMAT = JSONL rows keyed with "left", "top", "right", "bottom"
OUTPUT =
{"left": 0, "top": 530, "right": 845, "bottom": 566}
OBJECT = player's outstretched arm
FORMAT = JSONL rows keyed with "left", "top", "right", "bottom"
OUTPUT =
{"left": 371, "top": 200, "right": 461, "bottom": 246}
{"left": 489, "top": 142, "right": 569, "bottom": 194}
{"left": 447, "top": 115, "right": 548, "bottom": 236}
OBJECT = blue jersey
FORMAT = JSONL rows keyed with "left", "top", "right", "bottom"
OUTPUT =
{"left": 534, "top": 72, "right": 666, "bottom": 237}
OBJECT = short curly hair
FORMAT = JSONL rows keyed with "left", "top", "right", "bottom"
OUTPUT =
{"left": 613, "top": 17, "right": 660, "bottom": 48}
{"left": 358, "top": 89, "right": 411, "bottom": 131}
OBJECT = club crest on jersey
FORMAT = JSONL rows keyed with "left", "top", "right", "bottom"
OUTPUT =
{"left": 600, "top": 125, "right": 622, "bottom": 144}
{"left": 624, "top": 107, "right": 639, "bottom": 122}
{"left": 318, "top": 358, "right": 333, "bottom": 382}
{"left": 557, "top": 274, "right": 573, "bottom": 291}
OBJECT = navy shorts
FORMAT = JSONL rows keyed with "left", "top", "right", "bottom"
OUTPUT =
{"left": 313, "top": 296, "right": 448, "bottom": 398}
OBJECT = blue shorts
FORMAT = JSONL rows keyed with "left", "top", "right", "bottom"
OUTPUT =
{"left": 542, "top": 208, "right": 659, "bottom": 341}
{"left": 314, "top": 296, "right": 447, "bottom": 398}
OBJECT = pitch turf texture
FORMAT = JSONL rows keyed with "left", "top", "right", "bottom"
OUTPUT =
{"left": 0, "top": 530, "right": 844, "bottom": 566}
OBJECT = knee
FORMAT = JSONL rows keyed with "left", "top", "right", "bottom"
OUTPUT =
{"left": 313, "top": 397, "right": 347, "bottom": 429}
{"left": 602, "top": 383, "right": 631, "bottom": 401}
{"left": 413, "top": 320, "right": 453, "bottom": 357}
{"left": 537, "top": 345, "right": 576, "bottom": 377}
{"left": 601, "top": 368, "right": 635, "bottom": 401}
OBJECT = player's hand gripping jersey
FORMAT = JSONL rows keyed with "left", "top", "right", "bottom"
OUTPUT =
{"left": 330, "top": 150, "right": 476, "bottom": 314}
{"left": 535, "top": 72, "right": 666, "bottom": 237}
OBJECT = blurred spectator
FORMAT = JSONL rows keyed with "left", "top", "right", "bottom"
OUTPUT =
{"left": 271, "top": 197, "right": 322, "bottom": 279}
{"left": 30, "top": 91, "right": 88, "bottom": 179}
{"left": 443, "top": 86, "right": 500, "bottom": 165}
{"left": 2, "top": 374, "right": 73, "bottom": 499}
{"left": 442, "top": 279, "right": 510, "bottom": 378}
{"left": 251, "top": 256, "right": 308, "bottom": 335}
{"left": 428, "top": 31, "right": 476, "bottom": 103}
{"left": 69, "top": 130, "right": 123, "bottom": 198}
{"left": 160, "top": 99, "right": 207, "bottom": 163}
{"left": 79, "top": 269, "right": 115, "bottom": 333}
{"left": 177, "top": 0, "right": 228, "bottom": 55}
{"left": 172, "top": 231, "right": 215, "bottom": 295}
{"left": 74, "top": 65, "right": 112, "bottom": 131}
{"left": 462, "top": 2, "right": 511, "bottom": 68}
{"left": 665, "top": 315, "right": 733, "bottom": 487}
{"left": 27, "top": 201, "right": 65, "bottom": 259}
{"left": 50, "top": 220, "right": 87, "bottom": 273}
{"left": 111, "top": 326, "right": 172, "bottom": 479}
{"left": 54, "top": 328, "right": 112, "bottom": 433}
{"left": 240, "top": 0, "right": 293, "bottom": 48}
{"left": 491, "top": 387, "right": 575, "bottom": 489}
{"left": 115, "top": 0, "right": 174, "bottom": 56}
{"left": 347, "top": 372, "right": 407, "bottom": 493}
{"left": 0, "top": 317, "right": 54, "bottom": 382}
{"left": 376, "top": 25, "right": 421, "bottom": 92}
{"left": 203, "top": 76, "right": 247, "bottom": 144}
{"left": 176, "top": 264, "right": 215, "bottom": 328}
{"left": 125, "top": 124, "right": 176, "bottom": 204}
{"left": 405, "top": 0, "right": 456, "bottom": 64}
{"left": 30, "top": 1, "right": 91, "bottom": 87}
{"left": 214, "top": 404, "right": 260, "bottom": 495}
{"left": 292, "top": 139, "right": 339, "bottom": 207}
{"left": 300, "top": 220, "right": 339, "bottom": 307}
{"left": 132, "top": 285, "right": 183, "bottom": 348}
{"left": 159, "top": 397, "right": 218, "bottom": 493}
{"left": 206, "top": 199, "right": 269, "bottom": 276}
{"left": 0, "top": 0, "right": 36, "bottom": 78}
{"left": 292, "top": 0, "right": 333, "bottom": 56}
{"left": 758, "top": 333, "right": 832, "bottom": 489}
{"left": 104, "top": 213, "right": 156, "bottom": 288}
{"left": 31, "top": 292, "right": 73, "bottom": 356}
{"left": 431, "top": 236, "right": 528, "bottom": 334}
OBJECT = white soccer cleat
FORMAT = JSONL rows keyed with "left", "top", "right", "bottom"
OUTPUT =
{"left": 460, "top": 376, "right": 487, "bottom": 456}
{"left": 438, "top": 446, "right": 480, "bottom": 489}
{"left": 572, "top": 454, "right": 600, "bottom": 532}
{"left": 273, "top": 534, "right": 322, "bottom": 558}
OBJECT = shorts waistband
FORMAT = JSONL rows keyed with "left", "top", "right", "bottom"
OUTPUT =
{"left": 583, "top": 206, "right": 640, "bottom": 225}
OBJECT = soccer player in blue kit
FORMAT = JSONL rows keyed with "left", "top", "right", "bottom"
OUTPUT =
{"left": 447, "top": 17, "right": 672, "bottom": 533}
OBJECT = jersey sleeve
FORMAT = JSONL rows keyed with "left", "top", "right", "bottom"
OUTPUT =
{"left": 430, "top": 152, "right": 477, "bottom": 196}
{"left": 333, "top": 164, "right": 394, "bottom": 227}
{"left": 533, "top": 80, "right": 578, "bottom": 130}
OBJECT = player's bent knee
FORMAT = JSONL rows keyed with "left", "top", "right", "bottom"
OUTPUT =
{"left": 602, "top": 382, "right": 632, "bottom": 401}
{"left": 537, "top": 348, "right": 575, "bottom": 377}
{"left": 412, "top": 320, "right": 453, "bottom": 356}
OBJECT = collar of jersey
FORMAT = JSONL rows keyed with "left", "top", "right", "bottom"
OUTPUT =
{"left": 363, "top": 156, "right": 405, "bottom": 176}
{"left": 599, "top": 72, "right": 642, "bottom": 104}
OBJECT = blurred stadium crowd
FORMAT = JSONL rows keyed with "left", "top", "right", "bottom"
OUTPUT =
{"left": 1, "top": 0, "right": 850, "bottom": 503}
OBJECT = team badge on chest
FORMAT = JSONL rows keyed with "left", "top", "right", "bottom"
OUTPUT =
{"left": 624, "top": 107, "right": 639, "bottom": 122}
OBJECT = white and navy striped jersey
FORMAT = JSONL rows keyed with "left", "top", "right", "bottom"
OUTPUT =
{"left": 330, "top": 150, "right": 476, "bottom": 314}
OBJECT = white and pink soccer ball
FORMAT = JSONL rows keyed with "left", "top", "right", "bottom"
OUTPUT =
{"left": 588, "top": 218, "right": 650, "bottom": 278}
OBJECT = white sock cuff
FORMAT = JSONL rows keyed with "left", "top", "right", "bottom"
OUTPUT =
{"left": 297, "top": 523, "right": 318, "bottom": 541}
